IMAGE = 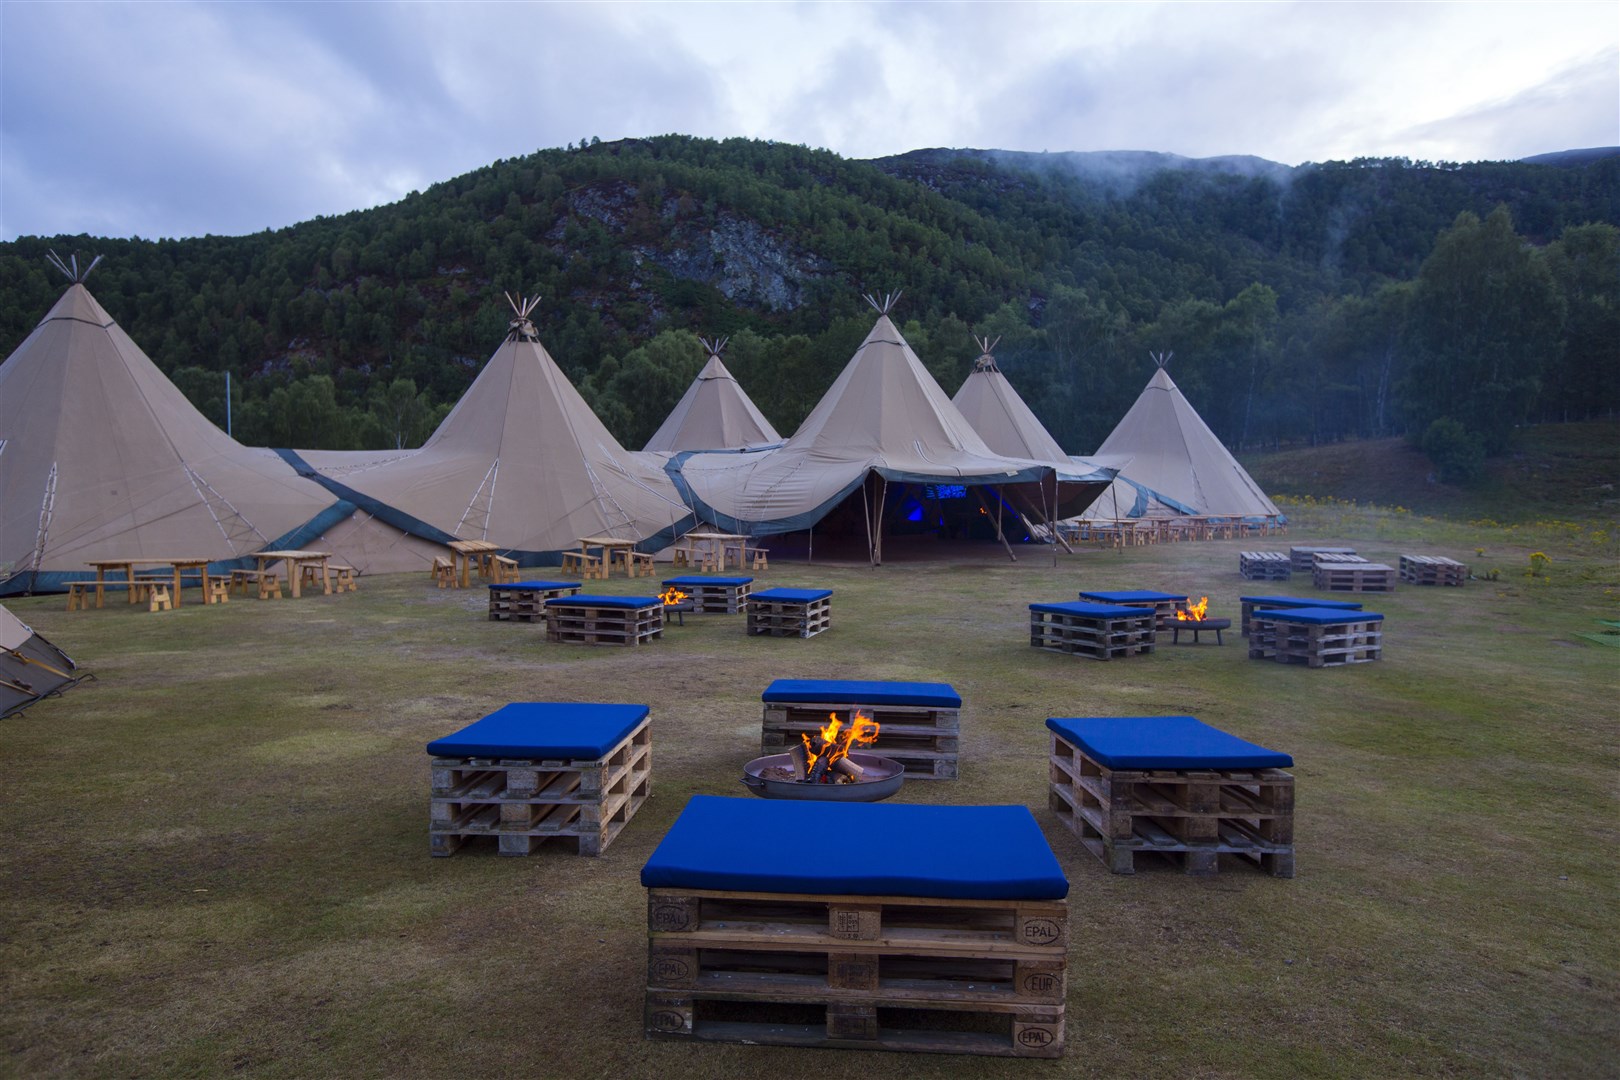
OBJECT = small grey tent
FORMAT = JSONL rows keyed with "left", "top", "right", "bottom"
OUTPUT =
{"left": 0, "top": 603, "right": 83, "bottom": 719}
{"left": 643, "top": 338, "right": 782, "bottom": 452}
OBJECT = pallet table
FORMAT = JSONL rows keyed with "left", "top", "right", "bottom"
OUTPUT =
{"left": 1248, "top": 607, "right": 1384, "bottom": 667}
{"left": 1239, "top": 551, "right": 1292, "bottom": 581}
{"left": 643, "top": 796, "right": 1068, "bottom": 1058}
{"left": 427, "top": 702, "right": 651, "bottom": 856}
{"left": 1239, "top": 595, "right": 1363, "bottom": 637}
{"left": 1076, "top": 590, "right": 1188, "bottom": 630}
{"left": 545, "top": 595, "right": 664, "bottom": 646}
{"left": 487, "top": 580, "right": 581, "bottom": 621}
{"left": 1029, "top": 602, "right": 1156, "bottom": 660}
{"left": 1289, "top": 546, "right": 1356, "bottom": 574}
{"left": 1046, "top": 716, "right": 1294, "bottom": 876}
{"left": 760, "top": 679, "right": 961, "bottom": 781}
{"left": 746, "top": 587, "right": 831, "bottom": 638}
{"left": 661, "top": 576, "right": 753, "bottom": 614}
{"left": 1312, "top": 561, "right": 1396, "bottom": 593}
{"left": 1400, "top": 555, "right": 1469, "bottom": 586}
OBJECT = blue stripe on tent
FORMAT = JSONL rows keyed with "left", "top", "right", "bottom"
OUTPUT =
{"left": 274, "top": 449, "right": 698, "bottom": 568}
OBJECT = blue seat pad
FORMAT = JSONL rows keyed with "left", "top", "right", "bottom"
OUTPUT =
{"left": 1077, "top": 590, "right": 1189, "bottom": 603}
{"left": 1031, "top": 601, "right": 1156, "bottom": 618}
{"left": 1262, "top": 607, "right": 1384, "bottom": 625}
{"left": 1240, "top": 595, "right": 1363, "bottom": 609}
{"left": 1046, "top": 716, "right": 1293, "bottom": 770}
{"left": 663, "top": 576, "right": 753, "bottom": 587}
{"left": 640, "top": 796, "right": 1068, "bottom": 900}
{"left": 491, "top": 580, "right": 578, "bottom": 592}
{"left": 761, "top": 679, "right": 962, "bottom": 708}
{"left": 544, "top": 594, "right": 661, "bottom": 609}
{"left": 753, "top": 587, "right": 832, "bottom": 602}
{"left": 427, "top": 702, "right": 649, "bottom": 759}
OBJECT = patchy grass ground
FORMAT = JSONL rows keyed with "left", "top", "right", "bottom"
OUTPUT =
{"left": 2, "top": 507, "right": 1617, "bottom": 1078}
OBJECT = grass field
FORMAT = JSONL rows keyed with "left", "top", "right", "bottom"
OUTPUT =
{"left": 2, "top": 498, "right": 1617, "bottom": 1078}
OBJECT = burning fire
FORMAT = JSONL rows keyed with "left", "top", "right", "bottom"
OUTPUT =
{"left": 1176, "top": 596, "right": 1211, "bottom": 621}
{"left": 658, "top": 586, "right": 689, "bottom": 605}
{"left": 799, "top": 710, "right": 880, "bottom": 783}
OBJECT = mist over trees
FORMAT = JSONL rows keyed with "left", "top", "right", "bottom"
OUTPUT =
{"left": 1, "top": 136, "right": 1615, "bottom": 470}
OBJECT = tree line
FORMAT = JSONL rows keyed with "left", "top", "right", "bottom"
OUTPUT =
{"left": 0, "top": 135, "right": 1614, "bottom": 480}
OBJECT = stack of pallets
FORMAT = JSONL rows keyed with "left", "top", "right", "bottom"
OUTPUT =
{"left": 1399, "top": 555, "right": 1468, "bottom": 586}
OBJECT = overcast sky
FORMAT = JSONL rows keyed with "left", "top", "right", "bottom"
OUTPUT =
{"left": 2, "top": 0, "right": 1615, "bottom": 241}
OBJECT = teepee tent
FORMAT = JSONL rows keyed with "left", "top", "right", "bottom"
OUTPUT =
{"left": 291, "top": 296, "right": 695, "bottom": 563}
{"left": 668, "top": 298, "right": 1111, "bottom": 562}
{"left": 0, "top": 602, "right": 84, "bottom": 719}
{"left": 0, "top": 258, "right": 355, "bottom": 595}
{"left": 1079, "top": 354, "right": 1283, "bottom": 524}
{"left": 643, "top": 338, "right": 782, "bottom": 452}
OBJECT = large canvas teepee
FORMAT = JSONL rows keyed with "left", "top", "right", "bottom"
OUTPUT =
{"left": 643, "top": 338, "right": 781, "bottom": 452}
{"left": 291, "top": 296, "right": 695, "bottom": 562}
{"left": 1, "top": 602, "right": 83, "bottom": 719}
{"left": 669, "top": 304, "right": 1108, "bottom": 560}
{"left": 0, "top": 274, "right": 349, "bottom": 595}
{"left": 1080, "top": 356, "right": 1283, "bottom": 523}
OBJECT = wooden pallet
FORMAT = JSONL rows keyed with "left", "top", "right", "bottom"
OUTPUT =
{"left": 1240, "top": 598, "right": 1362, "bottom": 637}
{"left": 1248, "top": 614, "right": 1383, "bottom": 667}
{"left": 646, "top": 887, "right": 1066, "bottom": 1057}
{"left": 747, "top": 595, "right": 831, "bottom": 638}
{"left": 1400, "top": 554, "right": 1468, "bottom": 586}
{"left": 545, "top": 601, "right": 663, "bottom": 645}
{"left": 430, "top": 718, "right": 651, "bottom": 856}
{"left": 762, "top": 702, "right": 960, "bottom": 780}
{"left": 1239, "top": 551, "right": 1292, "bottom": 581}
{"left": 1312, "top": 563, "right": 1396, "bottom": 592}
{"left": 1029, "top": 609, "right": 1156, "bottom": 660}
{"left": 488, "top": 584, "right": 580, "bottom": 621}
{"left": 1077, "top": 593, "right": 1187, "bottom": 630}
{"left": 1048, "top": 732, "right": 1294, "bottom": 877}
{"left": 1290, "top": 546, "right": 1357, "bottom": 573}
{"left": 662, "top": 579, "right": 752, "bottom": 614}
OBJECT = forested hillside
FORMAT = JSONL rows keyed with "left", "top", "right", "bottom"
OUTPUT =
{"left": 1, "top": 135, "right": 1615, "bottom": 469}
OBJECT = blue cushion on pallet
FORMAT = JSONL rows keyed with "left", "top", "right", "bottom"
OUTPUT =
{"left": 1047, "top": 716, "right": 1293, "bottom": 770}
{"left": 1240, "top": 595, "right": 1363, "bottom": 609}
{"left": 490, "top": 580, "right": 578, "bottom": 592}
{"left": 544, "top": 594, "right": 661, "bottom": 609}
{"left": 640, "top": 795, "right": 1068, "bottom": 900}
{"left": 662, "top": 576, "right": 753, "bottom": 587}
{"left": 1261, "top": 607, "right": 1384, "bottom": 625}
{"left": 761, "top": 679, "right": 962, "bottom": 708}
{"left": 427, "top": 702, "right": 649, "bottom": 760}
{"left": 753, "top": 587, "right": 832, "bottom": 602}
{"left": 1030, "top": 601, "right": 1155, "bottom": 618}
{"left": 1077, "top": 590, "right": 1188, "bottom": 603}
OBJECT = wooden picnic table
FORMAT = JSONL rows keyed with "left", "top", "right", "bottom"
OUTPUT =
{"left": 446, "top": 540, "right": 500, "bottom": 588}
{"left": 84, "top": 557, "right": 212, "bottom": 608}
{"left": 254, "top": 550, "right": 332, "bottom": 598}
{"left": 677, "top": 531, "right": 751, "bottom": 571}
{"left": 577, "top": 536, "right": 639, "bottom": 577}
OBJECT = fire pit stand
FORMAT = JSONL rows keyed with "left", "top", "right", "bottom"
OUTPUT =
{"left": 740, "top": 750, "right": 905, "bottom": 802}
{"left": 1170, "top": 618, "right": 1231, "bottom": 645}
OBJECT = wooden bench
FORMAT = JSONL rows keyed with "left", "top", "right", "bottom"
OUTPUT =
{"left": 205, "top": 579, "right": 230, "bottom": 605}
{"left": 65, "top": 582, "right": 96, "bottom": 611}
{"left": 431, "top": 556, "right": 455, "bottom": 588}
{"left": 560, "top": 551, "right": 604, "bottom": 579}
{"left": 490, "top": 555, "right": 521, "bottom": 584}
{"left": 746, "top": 588, "right": 831, "bottom": 638}
{"left": 545, "top": 595, "right": 663, "bottom": 646}
{"left": 329, "top": 565, "right": 358, "bottom": 592}
{"left": 1248, "top": 608, "right": 1384, "bottom": 666}
{"left": 616, "top": 550, "right": 656, "bottom": 578}
{"left": 147, "top": 584, "right": 172, "bottom": 612}
{"left": 1029, "top": 602, "right": 1157, "bottom": 660}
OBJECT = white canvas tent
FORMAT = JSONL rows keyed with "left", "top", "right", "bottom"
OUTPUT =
{"left": 0, "top": 602, "right": 83, "bottom": 719}
{"left": 293, "top": 296, "right": 695, "bottom": 564}
{"left": 642, "top": 338, "right": 781, "bottom": 452}
{"left": 0, "top": 268, "right": 356, "bottom": 596}
{"left": 668, "top": 303, "right": 1112, "bottom": 562}
{"left": 1077, "top": 356, "right": 1283, "bottom": 525}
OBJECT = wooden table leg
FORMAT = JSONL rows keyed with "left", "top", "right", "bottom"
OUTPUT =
{"left": 171, "top": 566, "right": 184, "bottom": 607}
{"left": 288, "top": 561, "right": 302, "bottom": 598}
{"left": 319, "top": 561, "right": 332, "bottom": 595}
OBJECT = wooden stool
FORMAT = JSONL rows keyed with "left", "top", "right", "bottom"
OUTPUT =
{"left": 432, "top": 556, "right": 455, "bottom": 588}
{"left": 147, "top": 584, "right": 172, "bottom": 612}
{"left": 748, "top": 547, "right": 769, "bottom": 571}
{"left": 621, "top": 551, "right": 655, "bottom": 578}
{"left": 491, "top": 555, "right": 520, "bottom": 584}
{"left": 560, "top": 552, "right": 602, "bottom": 578}
{"left": 65, "top": 582, "right": 94, "bottom": 611}
{"left": 672, "top": 548, "right": 691, "bottom": 568}
{"left": 258, "top": 573, "right": 282, "bottom": 600}
{"left": 330, "top": 565, "right": 358, "bottom": 592}
{"left": 205, "top": 579, "right": 230, "bottom": 605}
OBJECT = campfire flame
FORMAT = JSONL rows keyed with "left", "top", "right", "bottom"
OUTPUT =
{"left": 658, "top": 586, "right": 688, "bottom": 605}
{"left": 1176, "top": 596, "right": 1211, "bottom": 621}
{"left": 801, "top": 709, "right": 879, "bottom": 783}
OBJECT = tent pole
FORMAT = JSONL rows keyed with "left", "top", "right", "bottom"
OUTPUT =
{"left": 1049, "top": 475, "right": 1073, "bottom": 557}
{"left": 987, "top": 486, "right": 1015, "bottom": 562}
{"left": 861, "top": 474, "right": 875, "bottom": 567}
{"left": 808, "top": 524, "right": 813, "bottom": 564}
{"left": 875, "top": 476, "right": 888, "bottom": 566}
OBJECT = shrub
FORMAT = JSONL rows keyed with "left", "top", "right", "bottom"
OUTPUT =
{"left": 1422, "top": 418, "right": 1487, "bottom": 485}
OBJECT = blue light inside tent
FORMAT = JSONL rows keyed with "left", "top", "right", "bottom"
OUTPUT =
{"left": 924, "top": 484, "right": 967, "bottom": 500}
{"left": 906, "top": 500, "right": 924, "bottom": 523}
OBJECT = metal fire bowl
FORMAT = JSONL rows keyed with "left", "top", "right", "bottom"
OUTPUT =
{"left": 740, "top": 751, "right": 906, "bottom": 802}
